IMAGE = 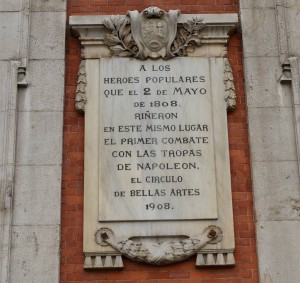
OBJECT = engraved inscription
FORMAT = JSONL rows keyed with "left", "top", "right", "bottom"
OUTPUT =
{"left": 99, "top": 57, "right": 219, "bottom": 221}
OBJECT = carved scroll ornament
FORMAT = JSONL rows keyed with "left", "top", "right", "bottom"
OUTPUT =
{"left": 95, "top": 226, "right": 222, "bottom": 265}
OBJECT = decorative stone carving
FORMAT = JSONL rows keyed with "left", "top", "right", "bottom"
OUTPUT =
{"left": 84, "top": 255, "right": 124, "bottom": 269}
{"left": 95, "top": 226, "right": 222, "bottom": 265}
{"left": 224, "top": 57, "right": 236, "bottom": 111}
{"left": 103, "top": 6, "right": 181, "bottom": 59}
{"left": 196, "top": 251, "right": 235, "bottom": 266}
{"left": 171, "top": 17, "right": 205, "bottom": 56}
{"left": 103, "top": 16, "right": 138, "bottom": 58}
{"left": 103, "top": 7, "right": 206, "bottom": 60}
{"left": 128, "top": 6, "right": 180, "bottom": 59}
{"left": 70, "top": 11, "right": 238, "bottom": 269}
{"left": 75, "top": 60, "right": 87, "bottom": 113}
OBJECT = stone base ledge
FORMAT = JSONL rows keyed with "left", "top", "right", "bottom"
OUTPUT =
{"left": 196, "top": 251, "right": 235, "bottom": 266}
{"left": 84, "top": 254, "right": 124, "bottom": 269}
{"left": 84, "top": 251, "right": 235, "bottom": 269}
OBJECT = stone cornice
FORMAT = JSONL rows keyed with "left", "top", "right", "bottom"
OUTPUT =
{"left": 70, "top": 13, "right": 238, "bottom": 59}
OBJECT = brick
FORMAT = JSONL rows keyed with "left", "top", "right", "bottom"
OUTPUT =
{"left": 169, "top": 270, "right": 190, "bottom": 278}
{"left": 148, "top": 272, "right": 169, "bottom": 279}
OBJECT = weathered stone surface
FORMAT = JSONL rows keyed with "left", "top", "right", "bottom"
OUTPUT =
{"left": 0, "top": 0, "right": 21, "bottom": 12}
{"left": 29, "top": 12, "right": 66, "bottom": 60}
{"left": 31, "top": 0, "right": 66, "bottom": 12}
{"left": 244, "top": 57, "right": 292, "bottom": 108}
{"left": 18, "top": 60, "right": 65, "bottom": 112}
{"left": 10, "top": 225, "right": 60, "bottom": 283}
{"left": 286, "top": 0, "right": 300, "bottom": 8}
{"left": 248, "top": 107, "right": 297, "bottom": 162}
{"left": 13, "top": 165, "right": 61, "bottom": 226}
{"left": 0, "top": 1, "right": 66, "bottom": 282}
{"left": 16, "top": 112, "right": 63, "bottom": 166}
{"left": 0, "top": 164, "right": 4, "bottom": 226}
{"left": 256, "top": 221, "right": 300, "bottom": 283}
{"left": 241, "top": 1, "right": 300, "bottom": 281}
{"left": 240, "top": 0, "right": 275, "bottom": 9}
{"left": 0, "top": 112, "right": 6, "bottom": 164}
{"left": 0, "top": 62, "right": 9, "bottom": 112}
{"left": 252, "top": 161, "right": 300, "bottom": 221}
{"left": 0, "top": 13, "right": 20, "bottom": 60}
{"left": 240, "top": 8, "right": 279, "bottom": 57}
{"left": 287, "top": 7, "right": 300, "bottom": 57}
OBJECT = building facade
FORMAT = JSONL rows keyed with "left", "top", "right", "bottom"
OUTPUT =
{"left": 0, "top": 0, "right": 299, "bottom": 282}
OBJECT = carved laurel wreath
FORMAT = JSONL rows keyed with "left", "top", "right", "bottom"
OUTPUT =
{"left": 171, "top": 18, "right": 205, "bottom": 56}
{"left": 103, "top": 16, "right": 138, "bottom": 57}
{"left": 103, "top": 16, "right": 205, "bottom": 58}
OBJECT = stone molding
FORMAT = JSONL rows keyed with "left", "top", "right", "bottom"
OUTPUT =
{"left": 84, "top": 255, "right": 124, "bottom": 269}
{"left": 280, "top": 57, "right": 300, "bottom": 178}
{"left": 70, "top": 13, "right": 238, "bottom": 59}
{"left": 196, "top": 251, "right": 235, "bottom": 266}
{"left": 83, "top": 251, "right": 235, "bottom": 269}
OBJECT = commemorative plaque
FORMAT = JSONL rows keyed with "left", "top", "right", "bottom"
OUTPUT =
{"left": 71, "top": 8, "right": 238, "bottom": 269}
{"left": 99, "top": 57, "right": 218, "bottom": 221}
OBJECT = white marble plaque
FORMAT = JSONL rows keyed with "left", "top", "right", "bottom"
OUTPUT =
{"left": 71, "top": 12, "right": 238, "bottom": 267}
{"left": 99, "top": 57, "right": 221, "bottom": 221}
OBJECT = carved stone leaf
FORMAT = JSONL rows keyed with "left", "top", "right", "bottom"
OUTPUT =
{"left": 181, "top": 49, "right": 188, "bottom": 56}
{"left": 186, "top": 45, "right": 195, "bottom": 53}
{"left": 179, "top": 29, "right": 188, "bottom": 41}
{"left": 183, "top": 22, "right": 192, "bottom": 33}
{"left": 103, "top": 18, "right": 115, "bottom": 31}
{"left": 110, "top": 45, "right": 125, "bottom": 54}
{"left": 105, "top": 34, "right": 121, "bottom": 46}
{"left": 116, "top": 17, "right": 126, "bottom": 31}
{"left": 119, "top": 21, "right": 128, "bottom": 38}
{"left": 172, "top": 40, "right": 179, "bottom": 52}
{"left": 188, "top": 36, "right": 201, "bottom": 46}
{"left": 176, "top": 35, "right": 184, "bottom": 46}
{"left": 118, "top": 51, "right": 134, "bottom": 57}
{"left": 124, "top": 33, "right": 132, "bottom": 46}
{"left": 121, "top": 25, "right": 131, "bottom": 38}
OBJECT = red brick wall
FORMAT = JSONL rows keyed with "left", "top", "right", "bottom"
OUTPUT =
{"left": 61, "top": 0, "right": 258, "bottom": 282}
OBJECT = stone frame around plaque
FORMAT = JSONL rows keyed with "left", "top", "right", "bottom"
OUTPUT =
{"left": 70, "top": 8, "right": 238, "bottom": 269}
